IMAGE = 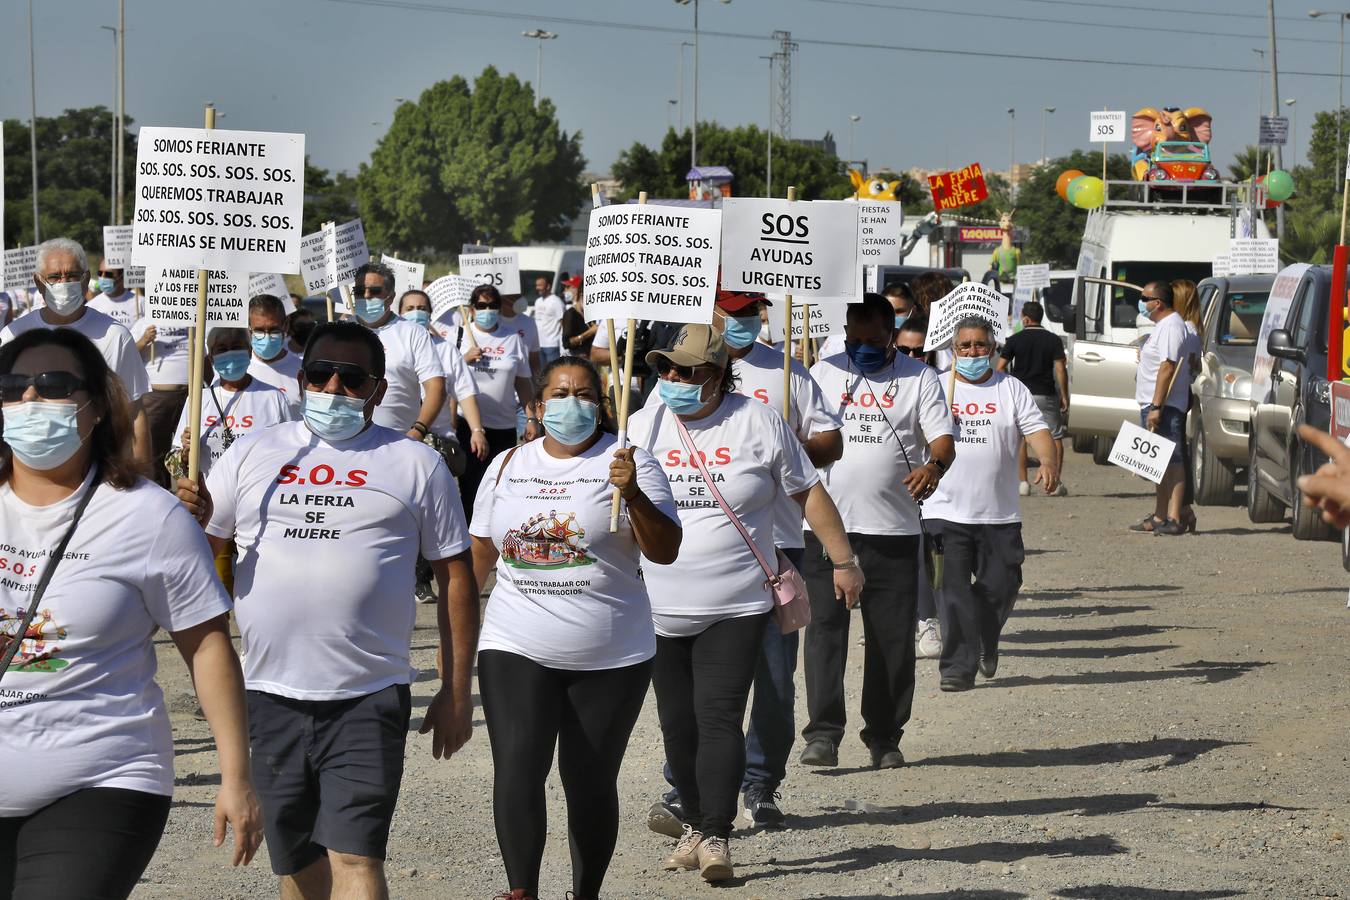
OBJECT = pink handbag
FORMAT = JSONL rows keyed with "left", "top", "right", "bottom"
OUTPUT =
{"left": 672, "top": 414, "right": 812, "bottom": 635}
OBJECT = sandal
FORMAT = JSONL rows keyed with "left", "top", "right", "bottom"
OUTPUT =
{"left": 1128, "top": 514, "right": 1163, "bottom": 533}
{"left": 1154, "top": 518, "right": 1186, "bottom": 536}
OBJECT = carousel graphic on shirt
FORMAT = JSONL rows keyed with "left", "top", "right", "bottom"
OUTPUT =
{"left": 0, "top": 607, "right": 69, "bottom": 673}
{"left": 500, "top": 511, "right": 596, "bottom": 571}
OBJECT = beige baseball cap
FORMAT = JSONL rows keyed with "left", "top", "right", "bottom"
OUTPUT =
{"left": 645, "top": 324, "right": 728, "bottom": 370}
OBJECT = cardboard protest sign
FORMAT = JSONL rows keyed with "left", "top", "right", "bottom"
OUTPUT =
{"left": 299, "top": 220, "right": 368, "bottom": 294}
{"left": 1332, "top": 382, "right": 1350, "bottom": 443}
{"left": 1250, "top": 264, "right": 1309, "bottom": 403}
{"left": 102, "top": 225, "right": 135, "bottom": 269}
{"left": 146, "top": 267, "right": 249, "bottom": 327}
{"left": 124, "top": 266, "right": 146, "bottom": 290}
{"left": 582, "top": 204, "right": 721, "bottom": 324}
{"left": 719, "top": 199, "right": 858, "bottom": 298}
{"left": 2, "top": 246, "right": 38, "bottom": 292}
{"left": 1016, "top": 263, "right": 1050, "bottom": 291}
{"left": 1089, "top": 111, "right": 1127, "bottom": 143}
{"left": 1108, "top": 419, "right": 1177, "bottom": 484}
{"left": 1211, "top": 252, "right": 1232, "bottom": 278}
{"left": 765, "top": 298, "right": 846, "bottom": 343}
{"left": 248, "top": 272, "right": 293, "bottom": 311}
{"left": 381, "top": 255, "right": 425, "bottom": 301}
{"left": 1229, "top": 238, "right": 1279, "bottom": 275}
{"left": 131, "top": 127, "right": 304, "bottom": 272}
{"left": 925, "top": 282, "right": 1009, "bottom": 351}
{"left": 458, "top": 250, "right": 521, "bottom": 295}
{"left": 426, "top": 274, "right": 476, "bottom": 321}
{"left": 927, "top": 164, "right": 988, "bottom": 212}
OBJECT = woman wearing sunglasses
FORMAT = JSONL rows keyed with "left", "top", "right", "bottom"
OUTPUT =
{"left": 0, "top": 328, "right": 262, "bottom": 897}
{"left": 626, "top": 325, "right": 862, "bottom": 883}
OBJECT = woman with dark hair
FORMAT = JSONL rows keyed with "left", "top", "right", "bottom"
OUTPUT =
{"left": 471, "top": 355, "right": 681, "bottom": 900}
{"left": 0, "top": 328, "right": 262, "bottom": 897}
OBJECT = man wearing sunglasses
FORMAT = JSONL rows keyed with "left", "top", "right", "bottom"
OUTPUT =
{"left": 88, "top": 262, "right": 140, "bottom": 331}
{"left": 1131, "top": 280, "right": 1190, "bottom": 536}
{"left": 175, "top": 320, "right": 477, "bottom": 899}
{"left": 347, "top": 262, "right": 446, "bottom": 442}
{"left": 1, "top": 237, "right": 151, "bottom": 469}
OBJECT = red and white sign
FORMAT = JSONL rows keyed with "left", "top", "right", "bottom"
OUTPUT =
{"left": 928, "top": 163, "right": 988, "bottom": 212}
{"left": 1332, "top": 381, "right": 1350, "bottom": 442}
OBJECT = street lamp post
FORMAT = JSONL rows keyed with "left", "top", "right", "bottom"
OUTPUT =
{"left": 1310, "top": 10, "right": 1350, "bottom": 179}
{"left": 27, "top": 0, "right": 39, "bottom": 242}
{"left": 760, "top": 55, "right": 774, "bottom": 196}
{"left": 1007, "top": 107, "right": 1016, "bottom": 200}
{"left": 848, "top": 114, "right": 861, "bottom": 167}
{"left": 521, "top": 29, "right": 558, "bottom": 108}
{"left": 678, "top": 41, "right": 692, "bottom": 132}
{"left": 100, "top": 25, "right": 118, "bottom": 226}
{"left": 667, "top": 99, "right": 677, "bottom": 131}
{"left": 1286, "top": 97, "right": 1298, "bottom": 166}
{"left": 675, "top": 0, "right": 731, "bottom": 169}
{"left": 1041, "top": 106, "right": 1055, "bottom": 166}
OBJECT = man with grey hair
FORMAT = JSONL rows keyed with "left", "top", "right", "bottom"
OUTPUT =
{"left": 2, "top": 237, "right": 152, "bottom": 467}
{"left": 926, "top": 316, "right": 1057, "bottom": 692}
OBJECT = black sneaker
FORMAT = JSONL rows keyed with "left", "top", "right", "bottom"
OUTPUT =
{"left": 978, "top": 652, "right": 999, "bottom": 679}
{"left": 647, "top": 798, "right": 687, "bottom": 838}
{"left": 940, "top": 677, "right": 974, "bottom": 692}
{"left": 743, "top": 785, "right": 786, "bottom": 828}
{"left": 414, "top": 580, "right": 436, "bottom": 604}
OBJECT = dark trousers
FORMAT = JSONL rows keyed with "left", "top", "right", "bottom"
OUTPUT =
{"left": 456, "top": 421, "right": 517, "bottom": 525}
{"left": 928, "top": 520, "right": 1025, "bottom": 683}
{"left": 141, "top": 387, "right": 187, "bottom": 488}
{"left": 742, "top": 545, "right": 803, "bottom": 793}
{"left": 653, "top": 611, "right": 769, "bottom": 840}
{"left": 802, "top": 531, "right": 920, "bottom": 751}
{"left": 479, "top": 650, "right": 651, "bottom": 898}
{"left": 916, "top": 526, "right": 941, "bottom": 622}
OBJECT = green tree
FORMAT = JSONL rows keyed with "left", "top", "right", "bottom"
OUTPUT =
{"left": 303, "top": 158, "right": 359, "bottom": 235}
{"left": 1001, "top": 150, "right": 1133, "bottom": 267}
{"left": 357, "top": 66, "right": 586, "bottom": 257}
{"left": 3, "top": 107, "right": 136, "bottom": 251}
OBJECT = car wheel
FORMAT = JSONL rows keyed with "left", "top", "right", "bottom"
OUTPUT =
{"left": 1192, "top": 423, "right": 1237, "bottom": 506}
{"left": 1092, "top": 434, "right": 1112, "bottom": 465}
{"left": 1291, "top": 449, "right": 1337, "bottom": 541}
{"left": 1246, "top": 440, "right": 1285, "bottom": 524}
{"left": 1071, "top": 433, "right": 1094, "bottom": 454}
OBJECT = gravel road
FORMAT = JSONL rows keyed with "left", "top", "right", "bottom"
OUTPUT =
{"left": 136, "top": 455, "right": 1350, "bottom": 898}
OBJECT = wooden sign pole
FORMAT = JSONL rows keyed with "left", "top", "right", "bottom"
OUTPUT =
{"left": 609, "top": 190, "right": 647, "bottom": 532}
{"left": 782, "top": 185, "right": 797, "bottom": 418}
{"left": 186, "top": 104, "right": 215, "bottom": 483}
{"left": 321, "top": 220, "right": 337, "bottom": 322}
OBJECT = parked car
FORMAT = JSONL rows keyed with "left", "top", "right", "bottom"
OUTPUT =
{"left": 1246, "top": 263, "right": 1339, "bottom": 540}
{"left": 1188, "top": 275, "right": 1274, "bottom": 504}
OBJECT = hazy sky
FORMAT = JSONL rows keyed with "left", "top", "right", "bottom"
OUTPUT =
{"left": 1, "top": 0, "right": 1343, "bottom": 182}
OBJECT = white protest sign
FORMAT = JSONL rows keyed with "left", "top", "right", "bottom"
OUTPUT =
{"left": 125, "top": 266, "right": 146, "bottom": 290}
{"left": 381, "top": 254, "right": 426, "bottom": 300}
{"left": 249, "top": 272, "right": 293, "bottom": 312}
{"left": 1016, "top": 263, "right": 1050, "bottom": 291}
{"left": 299, "top": 219, "right": 368, "bottom": 294}
{"left": 458, "top": 250, "right": 521, "bottom": 295}
{"left": 719, "top": 198, "right": 859, "bottom": 298}
{"left": 1250, "top": 264, "right": 1309, "bottom": 403}
{"left": 427, "top": 274, "right": 476, "bottom": 321}
{"left": 765, "top": 298, "right": 847, "bottom": 342}
{"left": 1090, "top": 111, "right": 1127, "bottom": 143}
{"left": 102, "top": 225, "right": 135, "bottom": 268}
{"left": 146, "top": 267, "right": 249, "bottom": 327}
{"left": 1212, "top": 252, "right": 1232, "bottom": 278}
{"left": 924, "top": 282, "right": 1009, "bottom": 351}
{"left": 1258, "top": 115, "right": 1289, "bottom": 147}
{"left": 1229, "top": 238, "right": 1279, "bottom": 275}
{"left": 2, "top": 246, "right": 38, "bottom": 292}
{"left": 581, "top": 204, "right": 721, "bottom": 325}
{"left": 1011, "top": 282, "right": 1033, "bottom": 324}
{"left": 130, "top": 127, "right": 304, "bottom": 272}
{"left": 1108, "top": 419, "right": 1177, "bottom": 484}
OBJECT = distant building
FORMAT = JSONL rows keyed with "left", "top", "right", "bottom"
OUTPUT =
{"left": 792, "top": 133, "right": 838, "bottom": 158}
{"left": 687, "top": 165, "right": 734, "bottom": 201}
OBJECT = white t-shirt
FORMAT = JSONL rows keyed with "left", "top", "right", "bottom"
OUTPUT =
{"left": 369, "top": 317, "right": 444, "bottom": 433}
{"left": 205, "top": 421, "right": 470, "bottom": 700}
{"left": 925, "top": 371, "right": 1047, "bottom": 524}
{"left": 532, "top": 294, "right": 565, "bottom": 351}
{"left": 441, "top": 309, "right": 541, "bottom": 361}
{"left": 627, "top": 393, "right": 818, "bottom": 632}
{"left": 1136, "top": 311, "right": 1191, "bottom": 410}
{"left": 809, "top": 352, "right": 954, "bottom": 536}
{"left": 445, "top": 325, "right": 531, "bottom": 430}
{"left": 130, "top": 317, "right": 192, "bottom": 386}
{"left": 247, "top": 350, "right": 303, "bottom": 413}
{"left": 818, "top": 334, "right": 846, "bottom": 359}
{"left": 1, "top": 307, "right": 149, "bottom": 402}
{"left": 171, "top": 378, "right": 295, "bottom": 475}
{"left": 0, "top": 472, "right": 231, "bottom": 816}
{"left": 87, "top": 289, "right": 141, "bottom": 331}
{"left": 471, "top": 435, "right": 676, "bottom": 669}
{"left": 431, "top": 336, "right": 477, "bottom": 439}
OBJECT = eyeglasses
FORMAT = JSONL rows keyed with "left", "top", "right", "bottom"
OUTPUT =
{"left": 0, "top": 371, "right": 89, "bottom": 403}
{"left": 656, "top": 359, "right": 709, "bottom": 381}
{"left": 40, "top": 271, "right": 84, "bottom": 284}
{"left": 1140, "top": 295, "right": 1161, "bottom": 302}
{"left": 352, "top": 285, "right": 388, "bottom": 298}
{"left": 473, "top": 300, "right": 502, "bottom": 310}
{"left": 303, "top": 360, "right": 373, "bottom": 391}
{"left": 896, "top": 345, "right": 925, "bottom": 357}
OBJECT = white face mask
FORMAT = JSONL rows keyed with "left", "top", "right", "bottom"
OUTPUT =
{"left": 42, "top": 281, "right": 85, "bottom": 316}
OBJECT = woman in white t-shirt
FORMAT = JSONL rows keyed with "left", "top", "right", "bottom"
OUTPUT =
{"left": 0, "top": 328, "right": 262, "bottom": 897}
{"left": 626, "top": 324, "right": 863, "bottom": 883}
{"left": 471, "top": 355, "right": 681, "bottom": 900}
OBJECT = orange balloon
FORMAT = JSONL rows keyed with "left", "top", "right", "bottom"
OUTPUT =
{"left": 1056, "top": 169, "right": 1085, "bottom": 201}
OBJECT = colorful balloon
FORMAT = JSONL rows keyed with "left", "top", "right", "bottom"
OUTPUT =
{"left": 1266, "top": 169, "right": 1294, "bottom": 202}
{"left": 1056, "top": 169, "right": 1085, "bottom": 201}
{"left": 1068, "top": 176, "right": 1105, "bottom": 209}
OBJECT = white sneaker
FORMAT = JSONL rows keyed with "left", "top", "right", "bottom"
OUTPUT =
{"left": 916, "top": 618, "right": 942, "bottom": 659}
{"left": 1018, "top": 480, "right": 1030, "bottom": 496}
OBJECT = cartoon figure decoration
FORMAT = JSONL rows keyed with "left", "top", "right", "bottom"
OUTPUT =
{"left": 1129, "top": 107, "right": 1214, "bottom": 181}
{"left": 849, "top": 168, "right": 901, "bottom": 201}
{"left": 0, "top": 606, "right": 69, "bottom": 672}
{"left": 501, "top": 511, "right": 596, "bottom": 570}
{"left": 990, "top": 210, "right": 1021, "bottom": 281}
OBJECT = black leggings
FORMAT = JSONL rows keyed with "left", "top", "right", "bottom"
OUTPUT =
{"left": 478, "top": 649, "right": 652, "bottom": 898}
{"left": 652, "top": 611, "right": 770, "bottom": 840}
{"left": 0, "top": 787, "right": 171, "bottom": 900}
{"left": 456, "top": 421, "right": 518, "bottom": 525}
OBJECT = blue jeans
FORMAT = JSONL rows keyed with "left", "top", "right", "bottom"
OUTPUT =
{"left": 1139, "top": 405, "right": 1185, "bottom": 466}
{"left": 663, "top": 546, "right": 803, "bottom": 800}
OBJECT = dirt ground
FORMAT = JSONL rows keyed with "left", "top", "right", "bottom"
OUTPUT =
{"left": 137, "top": 455, "right": 1350, "bottom": 899}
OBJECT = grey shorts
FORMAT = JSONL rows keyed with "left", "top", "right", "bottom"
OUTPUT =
{"left": 1033, "top": 394, "right": 1066, "bottom": 439}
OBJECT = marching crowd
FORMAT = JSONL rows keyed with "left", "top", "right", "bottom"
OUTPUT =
{"left": 3, "top": 235, "right": 1159, "bottom": 900}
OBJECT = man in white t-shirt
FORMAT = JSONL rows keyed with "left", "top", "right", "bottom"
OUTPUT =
{"left": 500, "top": 290, "right": 541, "bottom": 375}
{"left": 245, "top": 293, "right": 304, "bottom": 413}
{"left": 926, "top": 317, "right": 1056, "bottom": 691}
{"left": 1132, "top": 281, "right": 1190, "bottom": 535}
{"left": 175, "top": 320, "right": 477, "bottom": 898}
{"left": 87, "top": 261, "right": 141, "bottom": 330}
{"left": 131, "top": 314, "right": 192, "bottom": 487}
{"left": 3, "top": 237, "right": 152, "bottom": 468}
{"left": 531, "top": 275, "right": 565, "bottom": 366}
{"left": 348, "top": 261, "right": 446, "bottom": 439}
{"left": 801, "top": 292, "right": 955, "bottom": 770}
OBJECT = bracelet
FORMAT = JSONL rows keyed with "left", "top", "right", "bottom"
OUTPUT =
{"left": 832, "top": 554, "right": 861, "bottom": 571}
{"left": 930, "top": 458, "right": 947, "bottom": 474}
{"left": 471, "top": 427, "right": 487, "bottom": 434}
{"left": 411, "top": 422, "right": 429, "bottom": 436}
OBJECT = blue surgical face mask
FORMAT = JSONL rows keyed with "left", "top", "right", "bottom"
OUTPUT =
{"left": 1138, "top": 299, "right": 1153, "bottom": 316}
{"left": 250, "top": 331, "right": 284, "bottom": 360}
{"left": 721, "top": 315, "right": 760, "bottom": 350}
{"left": 212, "top": 349, "right": 251, "bottom": 382}
{"left": 97, "top": 277, "right": 116, "bottom": 295}
{"left": 3, "top": 401, "right": 87, "bottom": 470}
{"left": 845, "top": 340, "right": 891, "bottom": 374}
{"left": 475, "top": 309, "right": 500, "bottom": 330}
{"left": 894, "top": 313, "right": 910, "bottom": 330}
{"left": 542, "top": 396, "right": 598, "bottom": 445}
{"left": 658, "top": 378, "right": 709, "bottom": 415}
{"left": 302, "top": 391, "right": 369, "bottom": 442}
{"left": 403, "top": 310, "right": 431, "bottom": 328}
{"left": 955, "top": 354, "right": 992, "bottom": 380}
{"left": 355, "top": 298, "right": 387, "bottom": 323}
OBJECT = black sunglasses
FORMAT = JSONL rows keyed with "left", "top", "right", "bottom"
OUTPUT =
{"left": 303, "top": 360, "right": 373, "bottom": 391}
{"left": 896, "top": 345, "right": 926, "bottom": 357}
{"left": 656, "top": 359, "right": 708, "bottom": 381}
{"left": 0, "top": 371, "right": 89, "bottom": 403}
{"left": 1141, "top": 294, "right": 1162, "bottom": 302}
{"left": 352, "top": 285, "right": 388, "bottom": 298}
{"left": 473, "top": 300, "right": 502, "bottom": 310}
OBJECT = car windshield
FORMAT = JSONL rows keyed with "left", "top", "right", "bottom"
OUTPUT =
{"left": 1108, "top": 261, "right": 1214, "bottom": 328}
{"left": 1042, "top": 278, "right": 1074, "bottom": 323}
{"left": 1156, "top": 142, "right": 1208, "bottom": 161}
{"left": 1215, "top": 291, "right": 1269, "bottom": 346}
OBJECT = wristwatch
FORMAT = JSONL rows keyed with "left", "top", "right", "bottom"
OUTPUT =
{"left": 1147, "top": 404, "right": 1161, "bottom": 412}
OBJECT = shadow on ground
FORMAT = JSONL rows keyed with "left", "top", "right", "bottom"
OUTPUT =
{"left": 912, "top": 737, "right": 1240, "bottom": 769}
